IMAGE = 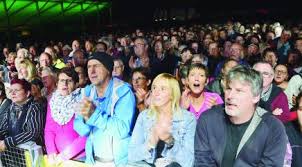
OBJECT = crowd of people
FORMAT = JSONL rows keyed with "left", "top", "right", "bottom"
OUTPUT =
{"left": 0, "top": 20, "right": 302, "bottom": 167}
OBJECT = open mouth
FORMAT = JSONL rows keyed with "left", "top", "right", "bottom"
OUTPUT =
{"left": 226, "top": 101, "right": 237, "bottom": 108}
{"left": 193, "top": 83, "right": 200, "bottom": 87}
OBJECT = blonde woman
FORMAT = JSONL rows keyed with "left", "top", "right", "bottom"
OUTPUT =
{"left": 128, "top": 73, "right": 196, "bottom": 167}
{"left": 15, "top": 48, "right": 30, "bottom": 72}
{"left": 18, "top": 59, "right": 37, "bottom": 82}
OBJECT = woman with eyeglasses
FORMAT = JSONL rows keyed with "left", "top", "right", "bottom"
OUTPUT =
{"left": 0, "top": 79, "right": 44, "bottom": 152}
{"left": 274, "top": 64, "right": 289, "bottom": 90}
{"left": 44, "top": 67, "right": 86, "bottom": 165}
{"left": 131, "top": 67, "right": 152, "bottom": 112}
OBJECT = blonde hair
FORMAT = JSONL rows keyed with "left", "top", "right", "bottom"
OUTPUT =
{"left": 149, "top": 73, "right": 181, "bottom": 118}
{"left": 19, "top": 59, "right": 37, "bottom": 82}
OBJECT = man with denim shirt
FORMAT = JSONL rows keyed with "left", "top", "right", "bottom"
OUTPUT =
{"left": 74, "top": 52, "right": 136, "bottom": 166}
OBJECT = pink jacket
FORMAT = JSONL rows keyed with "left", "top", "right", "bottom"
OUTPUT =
{"left": 44, "top": 104, "right": 86, "bottom": 160}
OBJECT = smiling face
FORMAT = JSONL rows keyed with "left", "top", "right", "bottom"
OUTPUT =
{"left": 131, "top": 71, "right": 149, "bottom": 92}
{"left": 187, "top": 68, "right": 207, "bottom": 95}
{"left": 150, "top": 79, "right": 172, "bottom": 108}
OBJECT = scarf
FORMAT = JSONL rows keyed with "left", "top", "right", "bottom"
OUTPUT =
{"left": 50, "top": 88, "right": 81, "bottom": 125}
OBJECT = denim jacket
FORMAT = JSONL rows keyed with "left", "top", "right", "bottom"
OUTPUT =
{"left": 74, "top": 77, "right": 136, "bottom": 166}
{"left": 128, "top": 108, "right": 196, "bottom": 167}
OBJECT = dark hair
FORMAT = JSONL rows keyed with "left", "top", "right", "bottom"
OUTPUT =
{"left": 187, "top": 63, "right": 209, "bottom": 78}
{"left": 180, "top": 47, "right": 194, "bottom": 54}
{"left": 131, "top": 67, "right": 152, "bottom": 81}
{"left": 58, "top": 67, "right": 79, "bottom": 83}
{"left": 31, "top": 78, "right": 44, "bottom": 90}
{"left": 222, "top": 58, "right": 239, "bottom": 70}
{"left": 10, "top": 79, "right": 31, "bottom": 93}
{"left": 96, "top": 41, "right": 108, "bottom": 51}
{"left": 262, "top": 48, "right": 277, "bottom": 58}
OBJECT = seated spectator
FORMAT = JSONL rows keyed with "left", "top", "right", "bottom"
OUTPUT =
{"left": 112, "top": 58, "right": 126, "bottom": 80}
{"left": 39, "top": 52, "right": 53, "bottom": 70}
{"left": 207, "top": 58, "right": 239, "bottom": 99}
{"left": 74, "top": 52, "right": 136, "bottom": 166}
{"left": 285, "top": 71, "right": 302, "bottom": 109}
{"left": 178, "top": 63, "right": 190, "bottom": 92}
{"left": 74, "top": 66, "right": 89, "bottom": 88}
{"left": 0, "top": 79, "right": 44, "bottom": 152}
{"left": 72, "top": 50, "right": 86, "bottom": 68}
{"left": 45, "top": 46, "right": 66, "bottom": 69}
{"left": 31, "top": 78, "right": 47, "bottom": 112}
{"left": 131, "top": 67, "right": 152, "bottom": 112}
{"left": 18, "top": 59, "right": 37, "bottom": 82}
{"left": 41, "top": 67, "right": 57, "bottom": 99}
{"left": 191, "top": 53, "right": 208, "bottom": 66}
{"left": 128, "top": 73, "right": 196, "bottom": 167}
{"left": 45, "top": 67, "right": 86, "bottom": 165}
{"left": 181, "top": 64, "right": 223, "bottom": 119}
{"left": 194, "top": 65, "right": 288, "bottom": 166}
{"left": 214, "top": 43, "right": 249, "bottom": 77}
{"left": 274, "top": 64, "right": 289, "bottom": 90}
{"left": 263, "top": 48, "right": 278, "bottom": 68}
{"left": 15, "top": 48, "right": 30, "bottom": 72}
{"left": 285, "top": 91, "right": 302, "bottom": 167}
{"left": 253, "top": 61, "right": 291, "bottom": 122}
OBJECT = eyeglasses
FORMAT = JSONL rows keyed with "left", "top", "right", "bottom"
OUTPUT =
{"left": 9, "top": 88, "right": 23, "bottom": 94}
{"left": 132, "top": 77, "right": 146, "bottom": 82}
{"left": 275, "top": 70, "right": 287, "bottom": 75}
{"left": 58, "top": 79, "right": 74, "bottom": 84}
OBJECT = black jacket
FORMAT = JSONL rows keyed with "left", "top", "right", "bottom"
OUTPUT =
{"left": 194, "top": 105, "right": 287, "bottom": 167}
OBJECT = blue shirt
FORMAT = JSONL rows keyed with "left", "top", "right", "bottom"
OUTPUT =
{"left": 74, "top": 77, "right": 136, "bottom": 166}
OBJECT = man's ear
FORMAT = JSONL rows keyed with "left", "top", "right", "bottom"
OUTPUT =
{"left": 253, "top": 94, "right": 261, "bottom": 104}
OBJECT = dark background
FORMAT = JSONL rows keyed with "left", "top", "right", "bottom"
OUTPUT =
{"left": 1, "top": 0, "right": 301, "bottom": 45}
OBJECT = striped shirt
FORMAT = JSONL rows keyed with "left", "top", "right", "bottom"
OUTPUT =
{"left": 0, "top": 97, "right": 45, "bottom": 148}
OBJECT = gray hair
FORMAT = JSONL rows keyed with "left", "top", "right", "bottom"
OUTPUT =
{"left": 226, "top": 65, "right": 263, "bottom": 97}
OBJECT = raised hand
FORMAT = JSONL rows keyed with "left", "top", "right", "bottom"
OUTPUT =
{"left": 135, "top": 88, "right": 148, "bottom": 104}
{"left": 79, "top": 97, "right": 95, "bottom": 121}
